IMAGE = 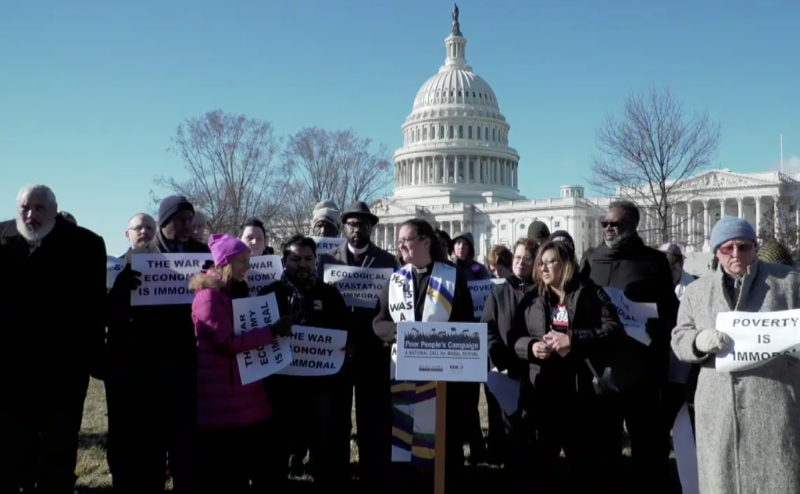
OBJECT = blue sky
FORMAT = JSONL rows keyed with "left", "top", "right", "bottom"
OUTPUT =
{"left": 1, "top": 0, "right": 798, "bottom": 255}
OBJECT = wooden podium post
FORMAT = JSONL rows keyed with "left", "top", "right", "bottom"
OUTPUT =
{"left": 434, "top": 381, "right": 447, "bottom": 494}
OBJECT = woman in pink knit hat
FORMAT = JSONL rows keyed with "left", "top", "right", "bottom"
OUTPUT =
{"left": 189, "top": 233, "right": 291, "bottom": 492}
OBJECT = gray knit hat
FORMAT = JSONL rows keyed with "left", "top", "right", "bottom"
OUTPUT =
{"left": 710, "top": 216, "right": 757, "bottom": 253}
{"left": 310, "top": 200, "right": 340, "bottom": 231}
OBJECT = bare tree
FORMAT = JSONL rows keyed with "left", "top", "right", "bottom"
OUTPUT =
{"left": 590, "top": 87, "right": 722, "bottom": 244}
{"left": 154, "top": 110, "right": 287, "bottom": 235}
{"left": 281, "top": 127, "right": 392, "bottom": 227}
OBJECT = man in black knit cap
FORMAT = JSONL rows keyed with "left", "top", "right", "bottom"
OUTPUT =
{"left": 106, "top": 195, "right": 210, "bottom": 494}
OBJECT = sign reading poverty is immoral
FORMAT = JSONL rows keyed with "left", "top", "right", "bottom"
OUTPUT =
{"left": 246, "top": 255, "right": 282, "bottom": 296}
{"left": 323, "top": 265, "right": 393, "bottom": 308}
{"left": 468, "top": 278, "right": 506, "bottom": 319}
{"left": 715, "top": 309, "right": 800, "bottom": 372}
{"left": 309, "top": 236, "right": 346, "bottom": 261}
{"left": 231, "top": 293, "right": 292, "bottom": 384}
{"left": 131, "top": 253, "right": 212, "bottom": 306}
{"left": 395, "top": 321, "right": 488, "bottom": 382}
{"left": 279, "top": 326, "right": 347, "bottom": 376}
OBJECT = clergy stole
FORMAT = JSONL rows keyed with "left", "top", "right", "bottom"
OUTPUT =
{"left": 388, "top": 262, "right": 456, "bottom": 466}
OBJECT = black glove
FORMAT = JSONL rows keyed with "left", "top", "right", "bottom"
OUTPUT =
{"left": 112, "top": 264, "right": 142, "bottom": 292}
{"left": 270, "top": 316, "right": 293, "bottom": 337}
{"left": 645, "top": 318, "right": 664, "bottom": 341}
{"left": 202, "top": 259, "right": 214, "bottom": 270}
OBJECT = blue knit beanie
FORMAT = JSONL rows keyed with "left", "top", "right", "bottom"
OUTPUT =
{"left": 710, "top": 216, "right": 757, "bottom": 253}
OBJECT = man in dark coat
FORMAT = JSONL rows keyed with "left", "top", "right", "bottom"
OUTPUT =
{"left": 580, "top": 200, "right": 679, "bottom": 494}
{"left": 106, "top": 195, "right": 211, "bottom": 493}
{"left": 0, "top": 185, "right": 107, "bottom": 494}
{"left": 260, "top": 235, "right": 351, "bottom": 489}
{"left": 316, "top": 201, "right": 399, "bottom": 489}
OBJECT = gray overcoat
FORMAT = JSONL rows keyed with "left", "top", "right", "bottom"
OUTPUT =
{"left": 672, "top": 260, "right": 800, "bottom": 494}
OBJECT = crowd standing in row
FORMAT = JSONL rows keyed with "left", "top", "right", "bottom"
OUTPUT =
{"left": 2, "top": 184, "right": 800, "bottom": 494}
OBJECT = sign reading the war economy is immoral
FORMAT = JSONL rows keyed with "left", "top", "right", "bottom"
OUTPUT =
{"left": 395, "top": 321, "right": 488, "bottom": 383}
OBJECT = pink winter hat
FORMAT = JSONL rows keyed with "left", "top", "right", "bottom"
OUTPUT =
{"left": 208, "top": 234, "right": 250, "bottom": 268}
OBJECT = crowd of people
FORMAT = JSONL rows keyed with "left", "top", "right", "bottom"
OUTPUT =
{"left": 2, "top": 183, "right": 800, "bottom": 494}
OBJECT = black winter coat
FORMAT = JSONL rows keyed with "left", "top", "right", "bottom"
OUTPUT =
{"left": 507, "top": 279, "right": 624, "bottom": 396}
{"left": 0, "top": 216, "right": 107, "bottom": 377}
{"left": 481, "top": 276, "right": 533, "bottom": 379}
{"left": 580, "top": 235, "right": 679, "bottom": 384}
{"left": 316, "top": 241, "right": 398, "bottom": 360}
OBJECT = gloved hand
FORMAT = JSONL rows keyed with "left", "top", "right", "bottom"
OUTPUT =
{"left": 695, "top": 329, "right": 733, "bottom": 354}
{"left": 202, "top": 259, "right": 214, "bottom": 271}
{"left": 645, "top": 318, "right": 663, "bottom": 341}
{"left": 113, "top": 264, "right": 142, "bottom": 292}
{"left": 270, "top": 316, "right": 293, "bottom": 337}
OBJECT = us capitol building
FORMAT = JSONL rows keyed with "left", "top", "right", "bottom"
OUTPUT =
{"left": 368, "top": 8, "right": 799, "bottom": 261}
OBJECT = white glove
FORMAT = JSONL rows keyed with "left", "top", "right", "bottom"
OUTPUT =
{"left": 695, "top": 329, "right": 733, "bottom": 354}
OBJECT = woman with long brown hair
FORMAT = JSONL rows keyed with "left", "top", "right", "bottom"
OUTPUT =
{"left": 507, "top": 241, "right": 623, "bottom": 493}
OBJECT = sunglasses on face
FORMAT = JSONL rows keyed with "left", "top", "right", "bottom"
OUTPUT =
{"left": 718, "top": 242, "right": 755, "bottom": 255}
{"left": 600, "top": 220, "right": 624, "bottom": 229}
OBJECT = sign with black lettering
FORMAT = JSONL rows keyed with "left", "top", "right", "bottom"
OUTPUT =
{"left": 716, "top": 309, "right": 800, "bottom": 372}
{"left": 395, "top": 321, "right": 488, "bottom": 382}
{"left": 309, "top": 236, "right": 346, "bottom": 261}
{"left": 323, "top": 265, "right": 393, "bottom": 308}
{"left": 603, "top": 286, "right": 658, "bottom": 346}
{"left": 131, "top": 253, "right": 212, "bottom": 306}
{"left": 231, "top": 293, "right": 292, "bottom": 384}
{"left": 246, "top": 255, "right": 282, "bottom": 297}
{"left": 468, "top": 279, "right": 506, "bottom": 318}
{"left": 277, "top": 326, "right": 347, "bottom": 377}
{"left": 106, "top": 256, "right": 125, "bottom": 291}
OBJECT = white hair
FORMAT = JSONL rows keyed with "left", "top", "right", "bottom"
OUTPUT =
{"left": 17, "top": 184, "right": 57, "bottom": 208}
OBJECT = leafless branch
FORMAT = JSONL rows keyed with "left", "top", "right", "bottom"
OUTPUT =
{"left": 153, "top": 110, "right": 287, "bottom": 235}
{"left": 589, "top": 87, "right": 722, "bottom": 243}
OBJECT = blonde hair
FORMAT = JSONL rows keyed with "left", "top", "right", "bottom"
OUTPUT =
{"left": 533, "top": 241, "right": 580, "bottom": 303}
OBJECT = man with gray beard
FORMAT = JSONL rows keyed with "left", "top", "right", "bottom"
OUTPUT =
{"left": 124, "top": 213, "right": 158, "bottom": 254}
{"left": 580, "top": 200, "right": 679, "bottom": 493}
{"left": 0, "top": 184, "right": 107, "bottom": 494}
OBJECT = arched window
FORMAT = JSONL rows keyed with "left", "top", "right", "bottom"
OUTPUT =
{"left": 485, "top": 127, "right": 489, "bottom": 140}
{"left": 449, "top": 125, "right": 454, "bottom": 139}
{"left": 423, "top": 127, "right": 428, "bottom": 140}
{"left": 492, "top": 128, "right": 496, "bottom": 141}
{"left": 458, "top": 125, "right": 463, "bottom": 138}
{"left": 440, "top": 125, "right": 445, "bottom": 139}
{"left": 432, "top": 126, "right": 436, "bottom": 139}
{"left": 468, "top": 126, "right": 472, "bottom": 139}
{"left": 477, "top": 127, "right": 481, "bottom": 139}
{"left": 416, "top": 128, "right": 421, "bottom": 141}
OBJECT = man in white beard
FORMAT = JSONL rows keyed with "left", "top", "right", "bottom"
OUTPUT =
{"left": 0, "top": 184, "right": 107, "bottom": 494}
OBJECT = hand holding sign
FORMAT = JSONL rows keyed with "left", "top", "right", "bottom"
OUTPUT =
{"left": 696, "top": 329, "right": 733, "bottom": 354}
{"left": 270, "top": 316, "right": 293, "bottom": 337}
{"left": 715, "top": 309, "right": 800, "bottom": 372}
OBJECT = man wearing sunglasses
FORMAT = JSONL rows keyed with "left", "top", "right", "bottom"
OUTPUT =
{"left": 671, "top": 216, "right": 800, "bottom": 494}
{"left": 580, "top": 200, "right": 680, "bottom": 493}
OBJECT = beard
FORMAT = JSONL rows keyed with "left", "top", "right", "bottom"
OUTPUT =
{"left": 16, "top": 216, "right": 55, "bottom": 243}
{"left": 131, "top": 239, "right": 158, "bottom": 254}
{"left": 605, "top": 230, "right": 634, "bottom": 249}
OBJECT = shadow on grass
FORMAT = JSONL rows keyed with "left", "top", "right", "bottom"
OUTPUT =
{"left": 79, "top": 432, "right": 108, "bottom": 450}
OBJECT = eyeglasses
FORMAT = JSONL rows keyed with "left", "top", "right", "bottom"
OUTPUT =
{"left": 600, "top": 220, "right": 623, "bottom": 229}
{"left": 538, "top": 259, "right": 560, "bottom": 268}
{"left": 718, "top": 242, "right": 755, "bottom": 255}
{"left": 513, "top": 255, "right": 533, "bottom": 263}
{"left": 397, "top": 236, "right": 420, "bottom": 246}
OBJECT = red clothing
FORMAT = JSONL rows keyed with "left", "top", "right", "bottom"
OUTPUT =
{"left": 191, "top": 276, "right": 274, "bottom": 430}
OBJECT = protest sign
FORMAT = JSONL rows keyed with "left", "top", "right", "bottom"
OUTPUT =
{"left": 468, "top": 278, "right": 506, "bottom": 319}
{"left": 485, "top": 368, "right": 520, "bottom": 415}
{"left": 131, "top": 253, "right": 211, "bottom": 306}
{"left": 715, "top": 309, "right": 800, "bottom": 372}
{"left": 602, "top": 286, "right": 658, "bottom": 346}
{"left": 323, "top": 265, "right": 393, "bottom": 308}
{"left": 231, "top": 293, "right": 292, "bottom": 384}
{"left": 246, "top": 255, "right": 282, "bottom": 296}
{"left": 278, "top": 326, "right": 347, "bottom": 376}
{"left": 309, "top": 236, "right": 346, "bottom": 261}
{"left": 395, "top": 321, "right": 488, "bottom": 382}
{"left": 106, "top": 256, "right": 125, "bottom": 290}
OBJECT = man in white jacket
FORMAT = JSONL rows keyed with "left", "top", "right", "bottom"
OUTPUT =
{"left": 658, "top": 243, "right": 699, "bottom": 494}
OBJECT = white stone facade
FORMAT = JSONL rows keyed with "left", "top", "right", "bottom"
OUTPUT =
{"left": 367, "top": 15, "right": 800, "bottom": 261}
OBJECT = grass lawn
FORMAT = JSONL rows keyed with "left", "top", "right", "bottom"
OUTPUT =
{"left": 76, "top": 379, "right": 681, "bottom": 493}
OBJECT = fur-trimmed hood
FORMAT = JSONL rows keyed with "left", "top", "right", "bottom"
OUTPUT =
{"left": 189, "top": 271, "right": 225, "bottom": 292}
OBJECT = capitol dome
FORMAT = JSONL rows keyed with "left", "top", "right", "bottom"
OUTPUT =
{"left": 392, "top": 8, "right": 522, "bottom": 206}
